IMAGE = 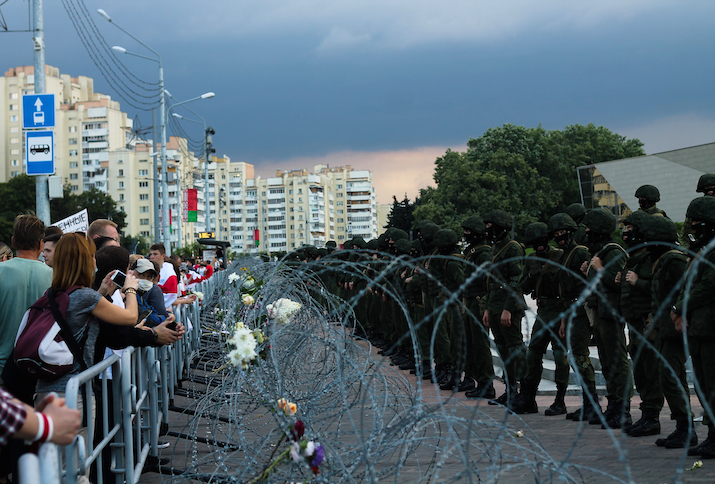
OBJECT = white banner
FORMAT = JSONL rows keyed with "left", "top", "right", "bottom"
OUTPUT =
{"left": 52, "top": 209, "right": 89, "bottom": 234}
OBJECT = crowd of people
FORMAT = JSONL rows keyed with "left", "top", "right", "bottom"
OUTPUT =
{"left": 300, "top": 174, "right": 715, "bottom": 459}
{"left": 0, "top": 216, "right": 217, "bottom": 481}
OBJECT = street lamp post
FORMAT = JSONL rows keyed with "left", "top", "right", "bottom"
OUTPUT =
{"left": 171, "top": 110, "right": 213, "bottom": 234}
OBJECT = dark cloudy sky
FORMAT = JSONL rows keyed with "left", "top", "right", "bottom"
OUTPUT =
{"left": 2, "top": 0, "right": 714, "bottom": 202}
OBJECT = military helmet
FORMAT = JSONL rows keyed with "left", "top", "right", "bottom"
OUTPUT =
{"left": 343, "top": 238, "right": 353, "bottom": 249}
{"left": 325, "top": 240, "right": 337, "bottom": 248}
{"left": 582, "top": 209, "right": 617, "bottom": 235}
{"left": 384, "top": 227, "right": 397, "bottom": 239}
{"left": 642, "top": 215, "right": 678, "bottom": 243}
{"left": 394, "top": 239, "right": 412, "bottom": 255}
{"left": 351, "top": 236, "right": 367, "bottom": 249}
{"left": 635, "top": 185, "right": 661, "bottom": 202}
{"left": 411, "top": 239, "right": 422, "bottom": 252}
{"left": 687, "top": 196, "right": 715, "bottom": 224}
{"left": 414, "top": 220, "right": 432, "bottom": 233}
{"left": 377, "top": 233, "right": 390, "bottom": 250}
{"left": 622, "top": 210, "right": 651, "bottom": 230}
{"left": 462, "top": 215, "right": 486, "bottom": 234}
{"left": 547, "top": 213, "right": 578, "bottom": 235}
{"left": 317, "top": 248, "right": 328, "bottom": 258}
{"left": 433, "top": 229, "right": 458, "bottom": 249}
{"left": 523, "top": 222, "right": 549, "bottom": 244}
{"left": 420, "top": 222, "right": 441, "bottom": 240}
{"left": 564, "top": 203, "right": 587, "bottom": 223}
{"left": 391, "top": 228, "right": 409, "bottom": 241}
{"left": 366, "top": 239, "right": 379, "bottom": 251}
{"left": 483, "top": 209, "right": 512, "bottom": 229}
{"left": 697, "top": 174, "right": 715, "bottom": 193}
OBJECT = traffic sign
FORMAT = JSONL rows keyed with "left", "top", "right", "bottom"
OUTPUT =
{"left": 22, "top": 94, "right": 55, "bottom": 129}
{"left": 26, "top": 130, "right": 54, "bottom": 175}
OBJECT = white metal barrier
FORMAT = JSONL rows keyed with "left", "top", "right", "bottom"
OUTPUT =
{"left": 17, "top": 275, "right": 214, "bottom": 484}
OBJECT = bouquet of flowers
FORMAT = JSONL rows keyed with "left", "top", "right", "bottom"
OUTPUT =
{"left": 266, "top": 298, "right": 302, "bottom": 325}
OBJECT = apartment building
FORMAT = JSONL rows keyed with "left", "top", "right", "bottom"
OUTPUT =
{"left": 203, "top": 163, "right": 379, "bottom": 254}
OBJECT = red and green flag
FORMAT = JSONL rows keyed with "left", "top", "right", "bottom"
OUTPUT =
{"left": 183, "top": 189, "right": 198, "bottom": 223}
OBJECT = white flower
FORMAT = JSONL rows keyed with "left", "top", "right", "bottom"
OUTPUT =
{"left": 244, "top": 277, "right": 255, "bottom": 289}
{"left": 194, "top": 291, "right": 204, "bottom": 301}
{"left": 228, "top": 273, "right": 240, "bottom": 283}
{"left": 304, "top": 441, "right": 315, "bottom": 457}
{"left": 226, "top": 325, "right": 258, "bottom": 368}
{"left": 267, "top": 298, "right": 302, "bottom": 324}
{"left": 290, "top": 442, "right": 302, "bottom": 463}
{"left": 242, "top": 294, "right": 255, "bottom": 306}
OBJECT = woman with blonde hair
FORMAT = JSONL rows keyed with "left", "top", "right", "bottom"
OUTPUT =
{"left": 34, "top": 233, "right": 140, "bottom": 396}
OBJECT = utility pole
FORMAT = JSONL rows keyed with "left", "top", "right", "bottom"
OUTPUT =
{"left": 152, "top": 108, "right": 161, "bottom": 242}
{"left": 205, "top": 127, "right": 215, "bottom": 233}
{"left": 33, "top": 0, "right": 50, "bottom": 224}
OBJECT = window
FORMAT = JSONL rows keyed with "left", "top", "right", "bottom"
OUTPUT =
{"left": 10, "top": 137, "right": 18, "bottom": 144}
{"left": 68, "top": 138, "right": 77, "bottom": 145}
{"left": 69, "top": 150, "right": 78, "bottom": 157}
{"left": 337, "top": 201, "right": 343, "bottom": 206}
{"left": 140, "top": 219, "right": 150, "bottom": 226}
{"left": 11, "top": 171, "right": 19, "bottom": 178}
{"left": 9, "top": 115, "right": 17, "bottom": 122}
{"left": 118, "top": 181, "right": 124, "bottom": 188}
{"left": 10, "top": 127, "right": 18, "bottom": 133}
{"left": 69, "top": 162, "right": 78, "bottom": 168}
{"left": 68, "top": 126, "right": 77, "bottom": 133}
{"left": 11, "top": 159, "right": 18, "bottom": 166}
{"left": 290, "top": 225, "right": 294, "bottom": 229}
{"left": 298, "top": 189, "right": 302, "bottom": 194}
{"left": 9, "top": 93, "right": 18, "bottom": 100}
{"left": 83, "top": 160, "right": 92, "bottom": 165}
{"left": 337, "top": 192, "right": 343, "bottom": 197}
{"left": 337, "top": 218, "right": 344, "bottom": 223}
{"left": 338, "top": 235, "right": 344, "bottom": 240}
{"left": 140, "top": 231, "right": 150, "bottom": 237}
{"left": 70, "top": 174, "right": 78, "bottom": 180}
{"left": 10, "top": 149, "right": 19, "bottom": 155}
{"left": 140, "top": 206, "right": 149, "bottom": 213}
{"left": 8, "top": 104, "right": 17, "bottom": 111}
{"left": 139, "top": 181, "right": 148, "bottom": 188}
{"left": 139, "top": 194, "right": 149, "bottom": 200}
{"left": 337, "top": 184, "right": 342, "bottom": 189}
{"left": 119, "top": 194, "right": 125, "bottom": 201}
{"left": 71, "top": 185, "right": 79, "bottom": 192}
{"left": 138, "top": 169, "right": 148, "bottom": 176}
{"left": 118, "top": 169, "right": 124, "bottom": 176}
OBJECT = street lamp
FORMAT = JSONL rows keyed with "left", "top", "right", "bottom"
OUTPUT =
{"left": 98, "top": 8, "right": 170, "bottom": 252}
{"left": 171, "top": 110, "right": 214, "bottom": 234}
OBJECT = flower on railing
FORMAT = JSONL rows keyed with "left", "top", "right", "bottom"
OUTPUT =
{"left": 193, "top": 291, "right": 204, "bottom": 301}
{"left": 266, "top": 298, "right": 302, "bottom": 325}
{"left": 277, "top": 398, "right": 297, "bottom": 416}
{"left": 226, "top": 323, "right": 257, "bottom": 370}
{"left": 242, "top": 294, "right": 255, "bottom": 306}
{"left": 247, "top": 400, "right": 326, "bottom": 483}
{"left": 290, "top": 440, "right": 325, "bottom": 475}
{"left": 228, "top": 273, "right": 241, "bottom": 283}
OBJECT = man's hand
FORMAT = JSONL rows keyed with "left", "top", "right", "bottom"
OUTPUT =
{"left": 615, "top": 272, "right": 622, "bottom": 285}
{"left": 590, "top": 256, "right": 604, "bottom": 272}
{"left": 625, "top": 270, "right": 639, "bottom": 286}
{"left": 558, "top": 318, "right": 566, "bottom": 338}
{"left": 482, "top": 310, "right": 489, "bottom": 327}
{"left": 500, "top": 309, "right": 512, "bottom": 327}
{"left": 36, "top": 393, "right": 81, "bottom": 446}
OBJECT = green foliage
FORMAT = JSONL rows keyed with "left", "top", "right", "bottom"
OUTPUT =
{"left": 0, "top": 175, "right": 126, "bottom": 244}
{"left": 414, "top": 123, "right": 645, "bottom": 238}
{"left": 176, "top": 242, "right": 202, "bottom": 260}
{"left": 385, "top": 195, "right": 415, "bottom": 233}
{"left": 121, "top": 234, "right": 151, "bottom": 255}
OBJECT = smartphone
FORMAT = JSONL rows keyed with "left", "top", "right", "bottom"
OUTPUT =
{"left": 111, "top": 270, "right": 127, "bottom": 287}
{"left": 166, "top": 320, "right": 177, "bottom": 331}
{"left": 138, "top": 308, "right": 153, "bottom": 323}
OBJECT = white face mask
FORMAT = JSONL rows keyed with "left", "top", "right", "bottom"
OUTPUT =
{"left": 137, "top": 279, "right": 153, "bottom": 292}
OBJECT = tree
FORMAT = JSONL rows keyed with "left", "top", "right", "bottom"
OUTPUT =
{"left": 0, "top": 175, "right": 37, "bottom": 244}
{"left": 414, "top": 123, "right": 644, "bottom": 237}
{"left": 385, "top": 195, "right": 415, "bottom": 233}
{"left": 0, "top": 175, "right": 126, "bottom": 244}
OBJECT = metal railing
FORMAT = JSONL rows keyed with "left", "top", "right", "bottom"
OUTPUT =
{"left": 17, "top": 274, "right": 219, "bottom": 484}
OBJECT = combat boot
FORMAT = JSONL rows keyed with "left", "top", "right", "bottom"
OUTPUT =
{"left": 626, "top": 411, "right": 661, "bottom": 437}
{"left": 512, "top": 381, "right": 538, "bottom": 414}
{"left": 545, "top": 384, "right": 567, "bottom": 416}
{"left": 457, "top": 375, "right": 476, "bottom": 392}
{"left": 419, "top": 360, "right": 433, "bottom": 380}
{"left": 658, "top": 420, "right": 698, "bottom": 449}
{"left": 569, "top": 395, "right": 599, "bottom": 422}
{"left": 689, "top": 425, "right": 715, "bottom": 458}
{"left": 465, "top": 381, "right": 496, "bottom": 399}
{"left": 601, "top": 401, "right": 632, "bottom": 429}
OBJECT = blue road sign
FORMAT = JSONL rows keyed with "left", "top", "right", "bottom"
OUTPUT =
{"left": 26, "top": 130, "right": 54, "bottom": 175}
{"left": 22, "top": 94, "right": 55, "bottom": 129}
